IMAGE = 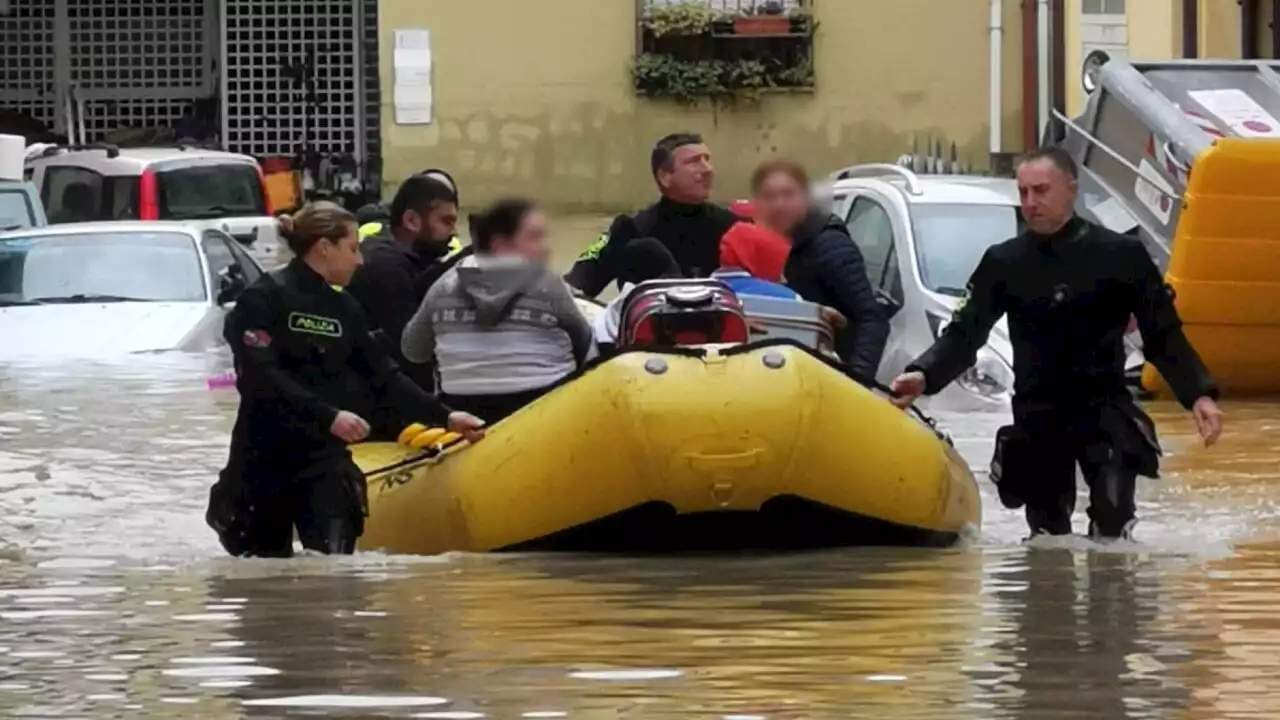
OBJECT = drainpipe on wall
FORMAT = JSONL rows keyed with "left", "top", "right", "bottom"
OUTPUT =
{"left": 1241, "top": 0, "right": 1258, "bottom": 58}
{"left": 1272, "top": 0, "right": 1280, "bottom": 59}
{"left": 1182, "top": 0, "right": 1198, "bottom": 58}
{"left": 990, "top": 0, "right": 1004, "bottom": 156}
{"left": 1051, "top": 0, "right": 1065, "bottom": 115}
{"left": 1020, "top": 0, "right": 1039, "bottom": 150}
{"left": 1037, "top": 0, "right": 1050, "bottom": 140}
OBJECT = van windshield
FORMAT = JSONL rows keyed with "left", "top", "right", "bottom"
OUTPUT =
{"left": 911, "top": 203, "right": 1023, "bottom": 296}
{"left": 0, "top": 189, "right": 36, "bottom": 231}
{"left": 157, "top": 164, "right": 265, "bottom": 220}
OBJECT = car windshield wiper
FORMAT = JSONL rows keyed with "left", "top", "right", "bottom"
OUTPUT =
{"left": 0, "top": 224, "right": 22, "bottom": 232}
{"left": 27, "top": 294, "right": 152, "bottom": 304}
{"left": 0, "top": 297, "right": 44, "bottom": 307}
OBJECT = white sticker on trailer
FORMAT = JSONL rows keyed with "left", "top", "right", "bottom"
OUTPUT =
{"left": 1188, "top": 88, "right": 1280, "bottom": 137}
{"left": 1134, "top": 158, "right": 1175, "bottom": 224}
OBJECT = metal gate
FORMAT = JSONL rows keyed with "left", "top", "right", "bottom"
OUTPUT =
{"left": 1, "top": 0, "right": 379, "bottom": 173}
{"left": 0, "top": 2, "right": 59, "bottom": 137}
{"left": 0, "top": 0, "right": 216, "bottom": 142}
{"left": 220, "top": 0, "right": 367, "bottom": 164}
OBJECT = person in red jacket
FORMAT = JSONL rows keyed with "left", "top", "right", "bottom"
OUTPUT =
{"left": 719, "top": 221, "right": 789, "bottom": 282}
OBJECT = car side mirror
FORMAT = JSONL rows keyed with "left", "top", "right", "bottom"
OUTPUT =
{"left": 217, "top": 267, "right": 246, "bottom": 305}
{"left": 874, "top": 288, "right": 901, "bottom": 317}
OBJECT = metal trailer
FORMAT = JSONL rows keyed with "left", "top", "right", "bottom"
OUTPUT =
{"left": 1053, "top": 55, "right": 1280, "bottom": 396}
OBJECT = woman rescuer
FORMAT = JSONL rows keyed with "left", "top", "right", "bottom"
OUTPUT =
{"left": 206, "top": 201, "right": 485, "bottom": 558}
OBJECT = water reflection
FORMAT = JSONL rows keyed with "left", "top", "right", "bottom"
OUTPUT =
{"left": 0, "top": 531, "right": 1278, "bottom": 715}
{"left": 205, "top": 562, "right": 424, "bottom": 713}
{"left": 984, "top": 547, "right": 1193, "bottom": 719}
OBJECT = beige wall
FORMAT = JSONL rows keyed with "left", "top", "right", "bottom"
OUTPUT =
{"left": 1127, "top": 0, "right": 1178, "bottom": 60}
{"left": 378, "top": 0, "right": 1025, "bottom": 212}
{"left": 1200, "top": 0, "right": 1242, "bottom": 57}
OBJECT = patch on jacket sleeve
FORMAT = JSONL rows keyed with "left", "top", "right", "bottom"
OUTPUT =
{"left": 576, "top": 233, "right": 609, "bottom": 261}
{"left": 242, "top": 329, "right": 272, "bottom": 348}
{"left": 950, "top": 285, "right": 972, "bottom": 321}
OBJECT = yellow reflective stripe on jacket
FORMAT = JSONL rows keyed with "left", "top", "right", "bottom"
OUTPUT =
{"left": 445, "top": 236, "right": 463, "bottom": 258}
{"left": 576, "top": 232, "right": 609, "bottom": 261}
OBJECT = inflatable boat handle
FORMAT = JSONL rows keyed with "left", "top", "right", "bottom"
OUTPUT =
{"left": 685, "top": 448, "right": 763, "bottom": 471}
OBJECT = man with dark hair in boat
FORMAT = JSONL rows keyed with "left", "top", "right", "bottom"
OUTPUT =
{"left": 402, "top": 197, "right": 593, "bottom": 424}
{"left": 890, "top": 146, "right": 1224, "bottom": 543}
{"left": 355, "top": 169, "right": 464, "bottom": 257}
{"left": 564, "top": 132, "right": 739, "bottom": 297}
{"left": 346, "top": 174, "right": 461, "bottom": 392}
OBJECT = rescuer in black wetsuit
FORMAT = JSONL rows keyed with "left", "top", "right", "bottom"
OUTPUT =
{"left": 564, "top": 132, "right": 739, "bottom": 297}
{"left": 890, "top": 147, "right": 1224, "bottom": 542}
{"left": 206, "top": 201, "right": 486, "bottom": 559}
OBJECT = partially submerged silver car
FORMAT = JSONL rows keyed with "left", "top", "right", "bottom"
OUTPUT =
{"left": 824, "top": 165, "right": 1021, "bottom": 412}
{"left": 0, "top": 221, "right": 264, "bottom": 358}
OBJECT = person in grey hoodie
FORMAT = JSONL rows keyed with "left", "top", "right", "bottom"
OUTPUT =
{"left": 401, "top": 197, "right": 594, "bottom": 423}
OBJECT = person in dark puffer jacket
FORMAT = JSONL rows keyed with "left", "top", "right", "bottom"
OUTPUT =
{"left": 750, "top": 160, "right": 889, "bottom": 379}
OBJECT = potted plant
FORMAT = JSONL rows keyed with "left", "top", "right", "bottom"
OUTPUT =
{"left": 733, "top": 13, "right": 791, "bottom": 35}
{"left": 787, "top": 9, "right": 814, "bottom": 34}
{"left": 645, "top": 1, "right": 715, "bottom": 37}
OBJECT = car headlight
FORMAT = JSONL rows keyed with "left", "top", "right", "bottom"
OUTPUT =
{"left": 957, "top": 346, "right": 1014, "bottom": 397}
{"left": 928, "top": 312, "right": 951, "bottom": 338}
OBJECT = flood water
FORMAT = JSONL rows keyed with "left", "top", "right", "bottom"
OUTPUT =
{"left": 3, "top": 216, "right": 1280, "bottom": 718}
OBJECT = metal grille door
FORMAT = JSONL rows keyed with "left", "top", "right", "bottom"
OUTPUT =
{"left": 0, "top": 2, "right": 58, "bottom": 135}
{"left": 68, "top": 0, "right": 215, "bottom": 141}
{"left": 221, "top": 0, "right": 363, "bottom": 160}
{"left": 0, "top": 0, "right": 213, "bottom": 143}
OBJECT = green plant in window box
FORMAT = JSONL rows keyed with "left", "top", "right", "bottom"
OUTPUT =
{"left": 644, "top": 1, "right": 716, "bottom": 37}
{"left": 631, "top": 54, "right": 782, "bottom": 105}
{"left": 774, "top": 58, "right": 815, "bottom": 88}
{"left": 632, "top": 54, "right": 725, "bottom": 104}
{"left": 786, "top": 9, "right": 817, "bottom": 35}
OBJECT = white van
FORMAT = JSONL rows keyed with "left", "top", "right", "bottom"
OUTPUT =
{"left": 25, "top": 143, "right": 281, "bottom": 266}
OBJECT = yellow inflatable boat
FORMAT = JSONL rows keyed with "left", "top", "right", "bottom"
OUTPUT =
{"left": 352, "top": 339, "right": 979, "bottom": 555}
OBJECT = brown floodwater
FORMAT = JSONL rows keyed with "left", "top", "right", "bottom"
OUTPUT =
{"left": 1, "top": 215, "right": 1279, "bottom": 718}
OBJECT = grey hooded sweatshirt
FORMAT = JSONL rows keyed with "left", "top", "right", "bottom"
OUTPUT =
{"left": 401, "top": 254, "right": 594, "bottom": 396}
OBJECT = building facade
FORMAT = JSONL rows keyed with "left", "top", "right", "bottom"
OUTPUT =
{"left": 1065, "top": 0, "right": 1279, "bottom": 115}
{"left": 376, "top": 0, "right": 1027, "bottom": 211}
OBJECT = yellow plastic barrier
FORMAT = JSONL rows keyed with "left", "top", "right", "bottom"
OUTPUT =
{"left": 1143, "top": 137, "right": 1280, "bottom": 396}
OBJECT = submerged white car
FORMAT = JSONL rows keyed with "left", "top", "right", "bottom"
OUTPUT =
{"left": 0, "top": 221, "right": 264, "bottom": 358}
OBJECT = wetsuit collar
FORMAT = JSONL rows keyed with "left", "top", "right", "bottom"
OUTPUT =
{"left": 289, "top": 257, "right": 333, "bottom": 290}
{"left": 657, "top": 195, "right": 708, "bottom": 218}
{"left": 1030, "top": 215, "right": 1085, "bottom": 243}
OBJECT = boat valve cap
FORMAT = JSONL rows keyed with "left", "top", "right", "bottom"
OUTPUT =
{"left": 644, "top": 357, "right": 668, "bottom": 375}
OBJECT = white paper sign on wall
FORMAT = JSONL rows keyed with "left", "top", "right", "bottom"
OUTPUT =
{"left": 393, "top": 29, "right": 434, "bottom": 125}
